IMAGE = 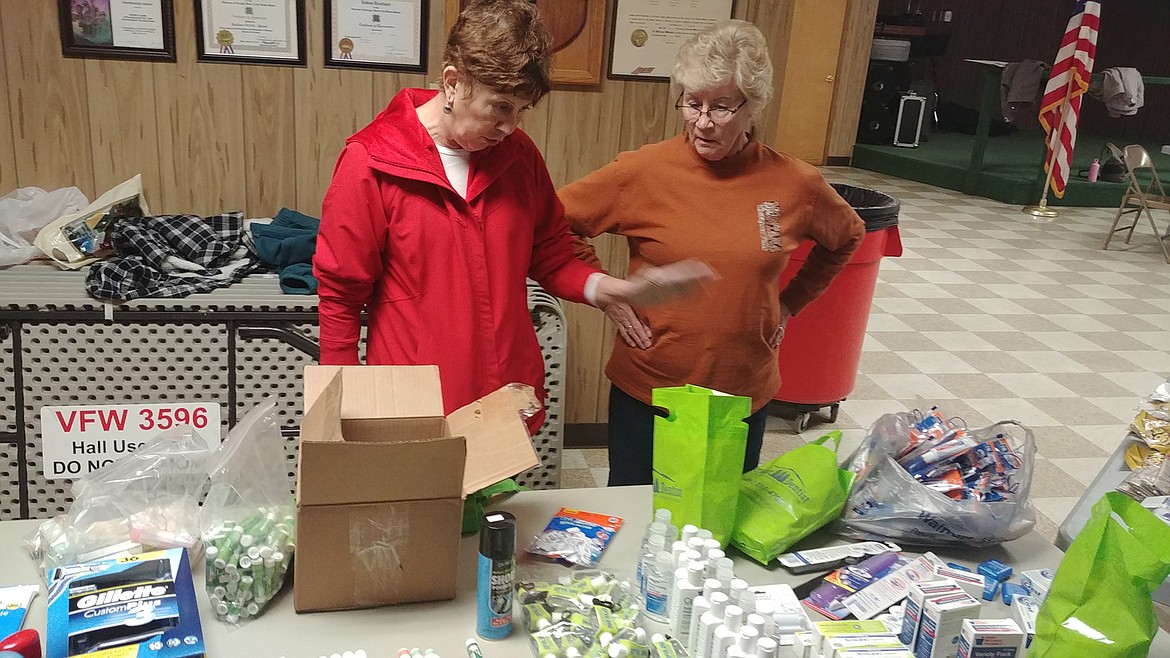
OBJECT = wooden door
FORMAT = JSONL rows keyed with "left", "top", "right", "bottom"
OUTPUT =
{"left": 773, "top": 0, "right": 848, "bottom": 164}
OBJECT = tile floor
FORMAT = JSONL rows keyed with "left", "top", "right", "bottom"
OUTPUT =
{"left": 561, "top": 167, "right": 1170, "bottom": 546}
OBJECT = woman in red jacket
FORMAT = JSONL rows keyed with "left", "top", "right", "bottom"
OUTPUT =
{"left": 314, "top": 0, "right": 710, "bottom": 429}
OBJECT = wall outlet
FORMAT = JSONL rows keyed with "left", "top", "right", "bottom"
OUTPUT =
{"left": 943, "top": 10, "right": 953, "bottom": 22}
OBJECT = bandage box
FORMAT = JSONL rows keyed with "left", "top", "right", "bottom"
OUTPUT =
{"left": 914, "top": 592, "right": 981, "bottom": 658}
{"left": 956, "top": 619, "right": 1024, "bottom": 658}
{"left": 932, "top": 566, "right": 986, "bottom": 601}
{"left": 294, "top": 366, "right": 539, "bottom": 612}
{"left": 1010, "top": 595, "right": 1040, "bottom": 648}
{"left": 46, "top": 548, "right": 204, "bottom": 658}
{"left": 898, "top": 580, "right": 963, "bottom": 650}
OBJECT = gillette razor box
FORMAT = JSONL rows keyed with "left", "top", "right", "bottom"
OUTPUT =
{"left": 47, "top": 548, "right": 205, "bottom": 657}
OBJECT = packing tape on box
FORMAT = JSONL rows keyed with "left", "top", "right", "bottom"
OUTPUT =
{"left": 351, "top": 508, "right": 407, "bottom": 607}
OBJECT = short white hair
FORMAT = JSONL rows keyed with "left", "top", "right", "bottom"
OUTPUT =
{"left": 671, "top": 20, "right": 773, "bottom": 116}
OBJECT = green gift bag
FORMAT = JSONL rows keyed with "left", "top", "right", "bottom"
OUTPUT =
{"left": 731, "top": 431, "right": 855, "bottom": 565}
{"left": 651, "top": 384, "right": 751, "bottom": 545}
{"left": 1030, "top": 491, "right": 1170, "bottom": 658}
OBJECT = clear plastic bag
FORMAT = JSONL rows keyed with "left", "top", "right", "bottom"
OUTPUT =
{"left": 0, "top": 186, "right": 88, "bottom": 266}
{"left": 516, "top": 562, "right": 643, "bottom": 657}
{"left": 200, "top": 401, "right": 295, "bottom": 626}
{"left": 836, "top": 411, "right": 1037, "bottom": 547}
{"left": 26, "top": 425, "right": 213, "bottom": 581}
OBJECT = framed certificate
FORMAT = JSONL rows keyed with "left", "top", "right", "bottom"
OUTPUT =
{"left": 194, "top": 0, "right": 307, "bottom": 66}
{"left": 326, "top": 0, "right": 428, "bottom": 72}
{"left": 58, "top": 0, "right": 176, "bottom": 62}
{"left": 608, "top": 0, "right": 736, "bottom": 81}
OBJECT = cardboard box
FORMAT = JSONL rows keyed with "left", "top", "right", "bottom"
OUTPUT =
{"left": 914, "top": 592, "right": 981, "bottom": 658}
{"left": 956, "top": 619, "right": 1024, "bottom": 658}
{"left": 47, "top": 548, "right": 204, "bottom": 658}
{"left": 294, "top": 366, "right": 539, "bottom": 612}
{"left": 898, "top": 580, "right": 963, "bottom": 650}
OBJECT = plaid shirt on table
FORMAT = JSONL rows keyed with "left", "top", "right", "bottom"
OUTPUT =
{"left": 85, "top": 212, "right": 261, "bottom": 301}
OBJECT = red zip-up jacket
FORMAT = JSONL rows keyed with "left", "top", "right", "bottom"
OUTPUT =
{"left": 314, "top": 88, "right": 600, "bottom": 426}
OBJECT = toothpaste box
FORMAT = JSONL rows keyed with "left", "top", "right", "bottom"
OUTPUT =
{"left": 829, "top": 634, "right": 906, "bottom": 658}
{"left": 914, "top": 592, "right": 982, "bottom": 658}
{"left": 0, "top": 585, "right": 38, "bottom": 639}
{"left": 956, "top": 619, "right": 1024, "bottom": 658}
{"left": 794, "top": 630, "right": 817, "bottom": 658}
{"left": 898, "top": 580, "right": 964, "bottom": 650}
{"left": 1010, "top": 595, "right": 1040, "bottom": 648}
{"left": 932, "top": 566, "right": 986, "bottom": 601}
{"left": 838, "top": 650, "right": 916, "bottom": 658}
{"left": 47, "top": 548, "right": 205, "bottom": 658}
{"left": 813, "top": 620, "right": 892, "bottom": 657}
{"left": 1018, "top": 569, "right": 1054, "bottom": 601}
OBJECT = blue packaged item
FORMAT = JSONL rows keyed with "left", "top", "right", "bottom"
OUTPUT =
{"left": 1001, "top": 582, "right": 1027, "bottom": 606}
{"left": 525, "top": 508, "right": 624, "bottom": 567}
{"left": 946, "top": 562, "right": 972, "bottom": 572}
{"left": 977, "top": 559, "right": 1012, "bottom": 582}
{"left": 982, "top": 579, "right": 1000, "bottom": 601}
{"left": 477, "top": 511, "right": 517, "bottom": 640}
{"left": 0, "top": 585, "right": 37, "bottom": 639}
{"left": 47, "top": 548, "right": 204, "bottom": 658}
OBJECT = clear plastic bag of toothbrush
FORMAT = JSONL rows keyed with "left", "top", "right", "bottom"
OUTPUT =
{"left": 200, "top": 400, "right": 296, "bottom": 627}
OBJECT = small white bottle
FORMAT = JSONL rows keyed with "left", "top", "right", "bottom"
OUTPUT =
{"left": 709, "top": 604, "right": 744, "bottom": 658}
{"left": 640, "top": 534, "right": 666, "bottom": 599}
{"left": 687, "top": 537, "right": 707, "bottom": 555}
{"left": 703, "top": 538, "right": 721, "bottom": 553}
{"left": 725, "top": 626, "right": 760, "bottom": 658}
{"left": 637, "top": 522, "right": 667, "bottom": 593}
{"left": 664, "top": 523, "right": 679, "bottom": 544}
{"left": 644, "top": 550, "right": 674, "bottom": 622}
{"left": 687, "top": 594, "right": 711, "bottom": 649}
{"left": 755, "top": 636, "right": 778, "bottom": 658}
{"left": 670, "top": 540, "right": 688, "bottom": 571}
{"left": 745, "top": 613, "right": 768, "bottom": 638}
{"left": 704, "top": 577, "right": 727, "bottom": 601}
{"left": 667, "top": 566, "right": 687, "bottom": 631}
{"left": 668, "top": 562, "right": 705, "bottom": 641}
{"left": 681, "top": 524, "right": 700, "bottom": 544}
{"left": 753, "top": 601, "right": 777, "bottom": 640}
{"left": 693, "top": 591, "right": 729, "bottom": 658}
{"left": 697, "top": 529, "right": 714, "bottom": 541}
{"left": 728, "top": 579, "right": 749, "bottom": 610}
{"left": 704, "top": 552, "right": 725, "bottom": 579}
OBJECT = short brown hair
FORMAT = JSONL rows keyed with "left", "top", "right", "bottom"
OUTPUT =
{"left": 444, "top": 0, "right": 552, "bottom": 103}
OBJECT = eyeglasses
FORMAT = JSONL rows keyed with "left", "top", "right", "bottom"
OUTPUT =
{"left": 674, "top": 93, "right": 748, "bottom": 123}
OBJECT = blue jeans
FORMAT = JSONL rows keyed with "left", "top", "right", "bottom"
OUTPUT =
{"left": 606, "top": 384, "right": 767, "bottom": 486}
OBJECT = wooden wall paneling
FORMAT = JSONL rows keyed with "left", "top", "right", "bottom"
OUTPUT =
{"left": 1, "top": 1, "right": 94, "bottom": 196}
{"left": 737, "top": 0, "right": 796, "bottom": 147}
{"left": 0, "top": 2, "right": 17, "bottom": 194}
{"left": 616, "top": 82, "right": 672, "bottom": 150}
{"left": 241, "top": 66, "right": 296, "bottom": 217}
{"left": 294, "top": 0, "right": 374, "bottom": 214}
{"left": 828, "top": 0, "right": 880, "bottom": 159}
{"left": 85, "top": 61, "right": 162, "bottom": 203}
{"left": 153, "top": 0, "right": 246, "bottom": 215}
{"left": 541, "top": 89, "right": 624, "bottom": 423}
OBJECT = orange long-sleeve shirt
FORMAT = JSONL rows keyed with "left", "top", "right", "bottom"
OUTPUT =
{"left": 561, "top": 135, "right": 865, "bottom": 411}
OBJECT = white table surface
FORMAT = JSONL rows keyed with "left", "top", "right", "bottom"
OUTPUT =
{"left": 2, "top": 485, "right": 1166, "bottom": 657}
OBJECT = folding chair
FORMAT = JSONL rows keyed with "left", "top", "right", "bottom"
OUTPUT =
{"left": 1102, "top": 143, "right": 1170, "bottom": 263}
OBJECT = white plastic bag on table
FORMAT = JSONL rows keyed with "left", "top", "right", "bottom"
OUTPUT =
{"left": 26, "top": 425, "right": 213, "bottom": 581}
{"left": 34, "top": 174, "right": 148, "bottom": 269}
{"left": 835, "top": 412, "right": 1037, "bottom": 547}
{"left": 201, "top": 400, "right": 295, "bottom": 626}
{"left": 0, "top": 186, "right": 88, "bottom": 266}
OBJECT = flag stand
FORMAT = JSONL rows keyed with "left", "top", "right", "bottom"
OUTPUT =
{"left": 1023, "top": 65, "right": 1079, "bottom": 219}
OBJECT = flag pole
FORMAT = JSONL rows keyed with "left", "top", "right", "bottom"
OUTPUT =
{"left": 1023, "top": 75, "right": 1076, "bottom": 218}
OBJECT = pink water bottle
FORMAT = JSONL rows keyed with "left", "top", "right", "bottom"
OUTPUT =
{"left": 1088, "top": 158, "right": 1101, "bottom": 182}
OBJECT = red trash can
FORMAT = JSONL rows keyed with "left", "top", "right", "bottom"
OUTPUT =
{"left": 774, "top": 184, "right": 902, "bottom": 431}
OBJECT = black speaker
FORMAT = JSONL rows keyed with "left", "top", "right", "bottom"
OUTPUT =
{"left": 857, "top": 102, "right": 896, "bottom": 145}
{"left": 864, "top": 61, "right": 911, "bottom": 106}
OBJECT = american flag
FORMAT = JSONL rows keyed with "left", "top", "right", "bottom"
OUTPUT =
{"left": 1038, "top": 0, "right": 1100, "bottom": 198}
